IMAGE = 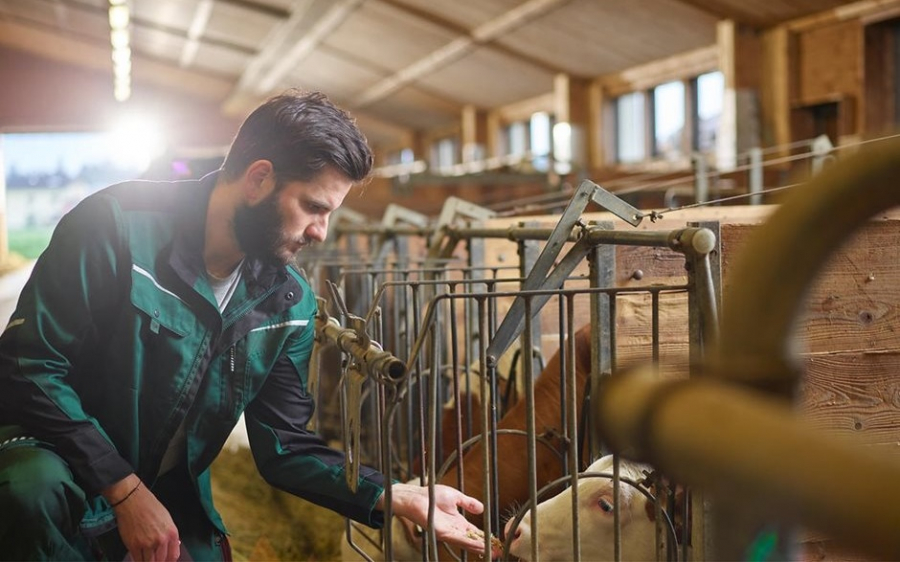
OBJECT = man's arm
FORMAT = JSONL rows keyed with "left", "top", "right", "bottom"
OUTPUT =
{"left": 0, "top": 193, "right": 133, "bottom": 491}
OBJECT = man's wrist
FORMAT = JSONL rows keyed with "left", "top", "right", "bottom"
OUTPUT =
{"left": 102, "top": 473, "right": 140, "bottom": 506}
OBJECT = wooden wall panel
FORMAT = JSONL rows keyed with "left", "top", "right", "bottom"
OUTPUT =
{"left": 794, "top": 19, "right": 864, "bottom": 137}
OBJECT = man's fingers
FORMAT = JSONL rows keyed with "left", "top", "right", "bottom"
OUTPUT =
{"left": 460, "top": 493, "right": 484, "bottom": 514}
{"left": 168, "top": 540, "right": 182, "bottom": 561}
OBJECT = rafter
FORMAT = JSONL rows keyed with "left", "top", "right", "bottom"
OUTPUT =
{"left": 353, "top": 0, "right": 573, "bottom": 108}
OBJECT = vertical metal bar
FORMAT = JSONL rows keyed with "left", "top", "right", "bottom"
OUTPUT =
{"left": 523, "top": 296, "right": 539, "bottom": 562}
{"left": 477, "top": 296, "right": 495, "bottom": 556}
{"left": 693, "top": 152, "right": 709, "bottom": 203}
{"left": 748, "top": 147, "right": 763, "bottom": 205}
{"left": 587, "top": 222, "right": 615, "bottom": 458}
{"left": 518, "top": 221, "right": 544, "bottom": 382}
{"left": 565, "top": 298, "right": 581, "bottom": 562}
{"left": 609, "top": 293, "right": 617, "bottom": 375}
{"left": 686, "top": 221, "right": 722, "bottom": 562}
{"left": 613, "top": 453, "right": 622, "bottom": 561}
{"left": 427, "top": 322, "right": 441, "bottom": 562}
{"left": 445, "top": 285, "right": 460, "bottom": 475}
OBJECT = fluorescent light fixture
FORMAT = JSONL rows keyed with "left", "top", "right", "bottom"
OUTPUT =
{"left": 108, "top": 0, "right": 131, "bottom": 102}
{"left": 108, "top": 5, "right": 129, "bottom": 29}
{"left": 110, "top": 28, "right": 129, "bottom": 49}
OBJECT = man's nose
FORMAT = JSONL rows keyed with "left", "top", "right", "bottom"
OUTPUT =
{"left": 306, "top": 217, "right": 328, "bottom": 242}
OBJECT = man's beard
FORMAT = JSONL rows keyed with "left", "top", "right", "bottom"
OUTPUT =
{"left": 233, "top": 192, "right": 292, "bottom": 267}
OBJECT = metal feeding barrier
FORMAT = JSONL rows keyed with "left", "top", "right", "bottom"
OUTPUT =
{"left": 596, "top": 138, "right": 900, "bottom": 561}
{"left": 299, "top": 181, "right": 722, "bottom": 561}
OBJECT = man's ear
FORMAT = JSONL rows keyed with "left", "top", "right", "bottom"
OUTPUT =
{"left": 243, "top": 160, "right": 276, "bottom": 205}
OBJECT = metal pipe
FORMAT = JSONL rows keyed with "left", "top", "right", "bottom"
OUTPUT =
{"left": 316, "top": 315, "right": 407, "bottom": 380}
{"left": 597, "top": 373, "right": 900, "bottom": 561}
{"left": 715, "top": 137, "right": 900, "bottom": 397}
{"left": 446, "top": 224, "right": 582, "bottom": 242}
{"left": 597, "top": 138, "right": 900, "bottom": 560}
{"left": 583, "top": 226, "right": 716, "bottom": 254}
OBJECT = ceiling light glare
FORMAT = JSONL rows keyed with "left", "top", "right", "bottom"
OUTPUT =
{"left": 108, "top": 5, "right": 129, "bottom": 29}
{"left": 110, "top": 28, "right": 129, "bottom": 49}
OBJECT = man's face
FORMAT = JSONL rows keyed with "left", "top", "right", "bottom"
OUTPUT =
{"left": 234, "top": 165, "right": 353, "bottom": 266}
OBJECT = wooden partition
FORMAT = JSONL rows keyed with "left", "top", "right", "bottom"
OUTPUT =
{"left": 472, "top": 202, "right": 899, "bottom": 560}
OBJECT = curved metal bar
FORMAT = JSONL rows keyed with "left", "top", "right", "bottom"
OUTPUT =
{"left": 596, "top": 139, "right": 900, "bottom": 560}
{"left": 715, "top": 137, "right": 900, "bottom": 396}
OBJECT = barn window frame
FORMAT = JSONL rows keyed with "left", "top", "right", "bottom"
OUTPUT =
{"left": 612, "top": 70, "right": 723, "bottom": 167}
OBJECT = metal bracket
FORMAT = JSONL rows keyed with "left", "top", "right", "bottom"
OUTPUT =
{"left": 373, "top": 204, "right": 430, "bottom": 265}
{"left": 486, "top": 180, "right": 642, "bottom": 359}
{"left": 425, "top": 196, "right": 497, "bottom": 263}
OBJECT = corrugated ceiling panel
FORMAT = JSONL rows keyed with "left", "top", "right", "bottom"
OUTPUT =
{"left": 131, "top": 25, "right": 188, "bottom": 63}
{"left": 362, "top": 86, "right": 461, "bottom": 131}
{"left": 385, "top": 0, "right": 527, "bottom": 30}
{"left": 203, "top": 3, "right": 281, "bottom": 51}
{"left": 190, "top": 43, "right": 252, "bottom": 77}
{"left": 282, "top": 49, "right": 387, "bottom": 101}
{"left": 323, "top": 1, "right": 458, "bottom": 72}
{"left": 130, "top": 0, "right": 195, "bottom": 32}
{"left": 0, "top": 0, "right": 104, "bottom": 38}
{"left": 499, "top": 0, "right": 718, "bottom": 76}
{"left": 417, "top": 46, "right": 555, "bottom": 107}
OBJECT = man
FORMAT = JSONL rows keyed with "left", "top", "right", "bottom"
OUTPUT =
{"left": 0, "top": 90, "right": 490, "bottom": 561}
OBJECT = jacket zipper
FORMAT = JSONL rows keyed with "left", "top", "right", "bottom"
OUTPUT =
{"left": 224, "top": 345, "right": 236, "bottom": 415}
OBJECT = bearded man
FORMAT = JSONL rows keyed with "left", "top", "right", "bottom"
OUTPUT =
{"left": 0, "top": 90, "right": 489, "bottom": 561}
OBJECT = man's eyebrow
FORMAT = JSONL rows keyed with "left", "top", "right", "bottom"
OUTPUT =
{"left": 305, "top": 195, "right": 336, "bottom": 212}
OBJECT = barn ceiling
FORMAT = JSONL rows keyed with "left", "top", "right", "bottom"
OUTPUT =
{"left": 0, "top": 0, "right": 866, "bottom": 147}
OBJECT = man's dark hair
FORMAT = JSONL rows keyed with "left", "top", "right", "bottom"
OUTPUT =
{"left": 221, "top": 89, "right": 373, "bottom": 183}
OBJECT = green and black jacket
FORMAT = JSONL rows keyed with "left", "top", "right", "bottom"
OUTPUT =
{"left": 0, "top": 172, "right": 385, "bottom": 534}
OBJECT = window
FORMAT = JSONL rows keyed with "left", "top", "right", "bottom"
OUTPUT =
{"left": 653, "top": 81, "right": 685, "bottom": 160}
{"left": 503, "top": 121, "right": 529, "bottom": 157}
{"left": 1, "top": 129, "right": 158, "bottom": 259}
{"left": 386, "top": 147, "right": 415, "bottom": 166}
{"left": 530, "top": 112, "right": 552, "bottom": 172}
{"left": 613, "top": 71, "right": 724, "bottom": 165}
{"left": 616, "top": 91, "right": 646, "bottom": 163}
{"left": 430, "top": 137, "right": 459, "bottom": 172}
{"left": 695, "top": 71, "right": 724, "bottom": 152}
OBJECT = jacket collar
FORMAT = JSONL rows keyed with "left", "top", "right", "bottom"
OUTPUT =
{"left": 168, "top": 170, "right": 289, "bottom": 296}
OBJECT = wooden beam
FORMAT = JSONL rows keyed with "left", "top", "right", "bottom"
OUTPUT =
{"left": 788, "top": 0, "right": 900, "bottom": 32}
{"left": 598, "top": 45, "right": 718, "bottom": 97}
{"left": 668, "top": 0, "right": 767, "bottom": 26}
{"left": 0, "top": 19, "right": 233, "bottom": 100}
{"left": 460, "top": 105, "right": 489, "bottom": 162}
{"left": 376, "top": 0, "right": 569, "bottom": 76}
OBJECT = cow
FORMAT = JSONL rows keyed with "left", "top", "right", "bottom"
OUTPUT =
{"left": 505, "top": 454, "right": 671, "bottom": 561}
{"left": 403, "top": 324, "right": 595, "bottom": 560}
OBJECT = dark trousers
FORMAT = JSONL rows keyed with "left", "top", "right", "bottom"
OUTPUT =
{"left": 0, "top": 425, "right": 230, "bottom": 561}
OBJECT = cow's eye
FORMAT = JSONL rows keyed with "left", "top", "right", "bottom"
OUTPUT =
{"left": 599, "top": 498, "right": 614, "bottom": 513}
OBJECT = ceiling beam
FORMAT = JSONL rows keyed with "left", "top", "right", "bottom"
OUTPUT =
{"left": 376, "top": 0, "right": 570, "bottom": 75}
{"left": 179, "top": 0, "right": 214, "bottom": 68}
{"left": 353, "top": 0, "right": 572, "bottom": 108}
{"left": 667, "top": 0, "right": 766, "bottom": 26}
{"left": 222, "top": 0, "right": 366, "bottom": 116}
{"left": 0, "top": 18, "right": 233, "bottom": 100}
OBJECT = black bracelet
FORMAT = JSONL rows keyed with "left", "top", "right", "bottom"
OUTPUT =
{"left": 110, "top": 481, "right": 142, "bottom": 508}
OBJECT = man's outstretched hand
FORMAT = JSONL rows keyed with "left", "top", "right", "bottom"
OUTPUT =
{"left": 380, "top": 482, "right": 501, "bottom": 558}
